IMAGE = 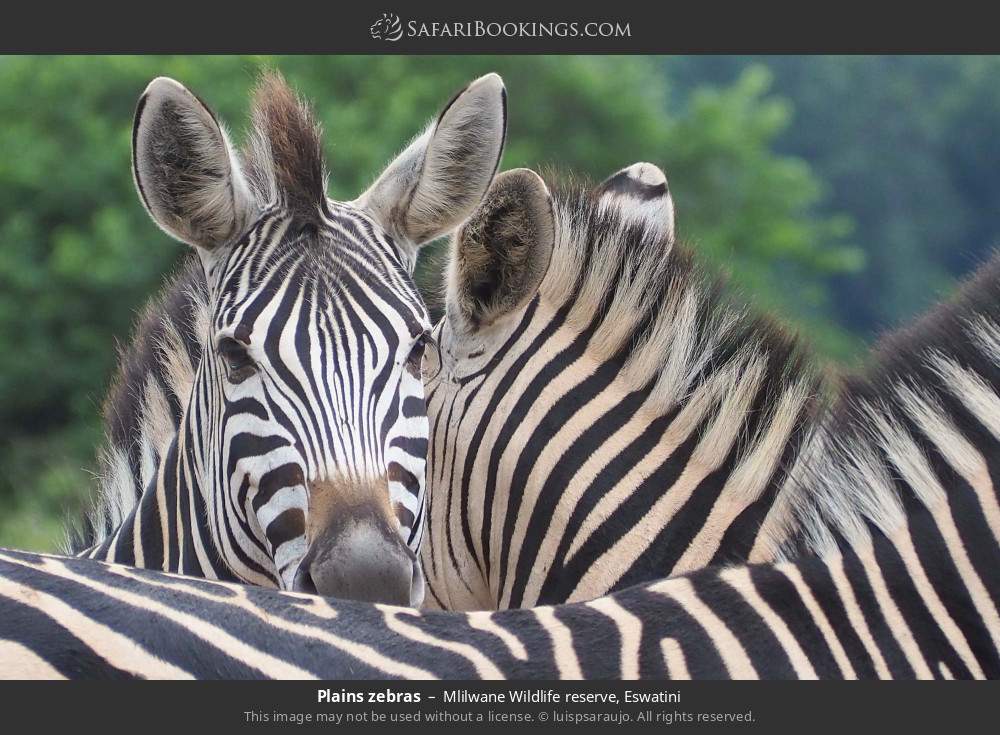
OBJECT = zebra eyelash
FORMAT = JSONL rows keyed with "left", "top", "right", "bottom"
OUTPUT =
{"left": 217, "top": 336, "right": 257, "bottom": 384}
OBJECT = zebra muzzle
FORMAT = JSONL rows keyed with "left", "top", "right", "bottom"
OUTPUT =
{"left": 293, "top": 480, "right": 422, "bottom": 607}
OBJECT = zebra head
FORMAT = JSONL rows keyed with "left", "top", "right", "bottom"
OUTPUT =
{"left": 439, "top": 162, "right": 673, "bottom": 344}
{"left": 424, "top": 164, "right": 679, "bottom": 606}
{"left": 131, "top": 72, "right": 506, "bottom": 604}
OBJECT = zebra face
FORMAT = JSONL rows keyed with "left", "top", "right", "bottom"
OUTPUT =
{"left": 131, "top": 72, "right": 507, "bottom": 604}
{"left": 202, "top": 205, "right": 432, "bottom": 604}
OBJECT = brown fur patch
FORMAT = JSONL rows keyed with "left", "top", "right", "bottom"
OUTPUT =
{"left": 306, "top": 474, "right": 394, "bottom": 542}
{"left": 244, "top": 71, "right": 326, "bottom": 217}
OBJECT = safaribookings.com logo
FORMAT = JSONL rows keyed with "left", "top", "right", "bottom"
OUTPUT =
{"left": 370, "top": 13, "right": 404, "bottom": 41}
{"left": 370, "top": 14, "right": 631, "bottom": 42}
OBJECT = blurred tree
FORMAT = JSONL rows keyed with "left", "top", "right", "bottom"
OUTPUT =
{"left": 651, "top": 66, "right": 860, "bottom": 359}
{"left": 668, "top": 56, "right": 1000, "bottom": 340}
{"left": 0, "top": 55, "right": 856, "bottom": 550}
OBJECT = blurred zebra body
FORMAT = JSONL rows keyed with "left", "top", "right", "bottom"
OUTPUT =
{"left": 68, "top": 72, "right": 509, "bottom": 607}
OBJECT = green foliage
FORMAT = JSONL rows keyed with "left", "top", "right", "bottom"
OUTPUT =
{"left": 0, "top": 423, "right": 96, "bottom": 551}
{"left": 652, "top": 67, "right": 862, "bottom": 359}
{"left": 668, "top": 56, "right": 1000, "bottom": 340}
{"left": 0, "top": 55, "right": 857, "bottom": 550}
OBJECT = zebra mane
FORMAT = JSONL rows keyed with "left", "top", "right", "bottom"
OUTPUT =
{"left": 242, "top": 71, "right": 327, "bottom": 219}
{"left": 538, "top": 174, "right": 825, "bottom": 462}
{"left": 66, "top": 256, "right": 209, "bottom": 553}
{"left": 768, "top": 253, "right": 1000, "bottom": 559}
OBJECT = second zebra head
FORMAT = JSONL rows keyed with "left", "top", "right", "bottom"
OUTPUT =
{"left": 131, "top": 72, "right": 506, "bottom": 605}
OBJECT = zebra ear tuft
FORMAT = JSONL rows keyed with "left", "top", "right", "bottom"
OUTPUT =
{"left": 448, "top": 168, "right": 554, "bottom": 330}
{"left": 132, "top": 77, "right": 253, "bottom": 251}
{"left": 358, "top": 73, "right": 507, "bottom": 258}
{"left": 594, "top": 162, "right": 675, "bottom": 243}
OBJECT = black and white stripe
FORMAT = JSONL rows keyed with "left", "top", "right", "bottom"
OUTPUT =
{"left": 75, "top": 159, "right": 824, "bottom": 615}
{"left": 3, "top": 458, "right": 998, "bottom": 681}
{"left": 422, "top": 161, "right": 1000, "bottom": 621}
{"left": 10, "top": 264, "right": 1000, "bottom": 676}
{"left": 423, "top": 164, "right": 821, "bottom": 609}
{"left": 10, "top": 164, "right": 1000, "bottom": 677}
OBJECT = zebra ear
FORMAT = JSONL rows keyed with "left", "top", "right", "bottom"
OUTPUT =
{"left": 594, "top": 162, "right": 675, "bottom": 242}
{"left": 132, "top": 77, "right": 253, "bottom": 251}
{"left": 358, "top": 73, "right": 507, "bottom": 257}
{"left": 448, "top": 168, "right": 554, "bottom": 330}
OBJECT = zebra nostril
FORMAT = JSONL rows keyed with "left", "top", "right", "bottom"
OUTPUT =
{"left": 292, "top": 566, "right": 318, "bottom": 594}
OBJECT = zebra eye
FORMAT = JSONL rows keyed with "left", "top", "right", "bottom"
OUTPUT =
{"left": 406, "top": 333, "right": 432, "bottom": 374}
{"left": 218, "top": 337, "right": 256, "bottom": 384}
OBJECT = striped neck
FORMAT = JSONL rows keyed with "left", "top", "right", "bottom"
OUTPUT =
{"left": 78, "top": 425, "right": 239, "bottom": 583}
{"left": 757, "top": 257, "right": 1000, "bottom": 564}
{"left": 424, "top": 179, "right": 1000, "bottom": 612}
{"left": 424, "top": 183, "right": 825, "bottom": 610}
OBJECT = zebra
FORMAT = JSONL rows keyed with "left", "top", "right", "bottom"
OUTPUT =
{"left": 6, "top": 174, "right": 1000, "bottom": 679}
{"left": 72, "top": 155, "right": 825, "bottom": 614}
{"left": 67, "top": 70, "right": 508, "bottom": 607}
{"left": 423, "top": 164, "right": 825, "bottom": 609}
{"left": 420, "top": 162, "right": 1000, "bottom": 615}
{"left": 4, "top": 231, "right": 1000, "bottom": 677}
{"left": 69, "top": 145, "right": 1000, "bottom": 638}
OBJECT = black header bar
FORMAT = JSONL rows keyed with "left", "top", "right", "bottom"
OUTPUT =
{"left": 3, "top": 4, "right": 1000, "bottom": 54}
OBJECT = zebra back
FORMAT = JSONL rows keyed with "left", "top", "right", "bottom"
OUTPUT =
{"left": 4, "top": 461, "right": 999, "bottom": 682}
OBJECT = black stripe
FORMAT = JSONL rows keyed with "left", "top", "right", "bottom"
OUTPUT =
{"left": 797, "top": 555, "right": 882, "bottom": 678}
{"left": 748, "top": 563, "right": 845, "bottom": 678}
